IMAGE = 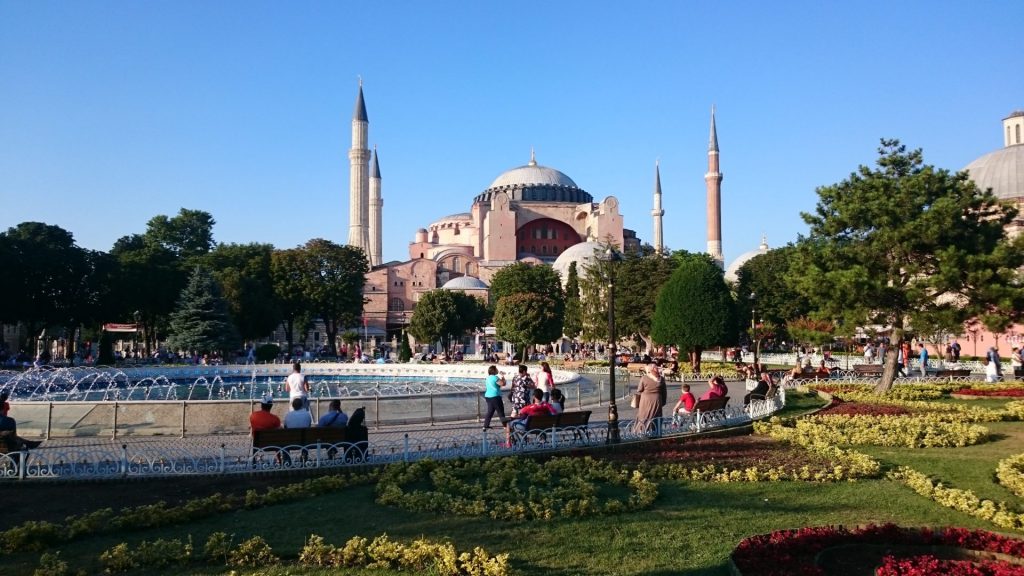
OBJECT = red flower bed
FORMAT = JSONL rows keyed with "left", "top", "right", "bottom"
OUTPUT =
{"left": 601, "top": 434, "right": 835, "bottom": 471}
{"left": 731, "top": 524, "right": 1024, "bottom": 576}
{"left": 876, "top": 554, "right": 1024, "bottom": 576}
{"left": 817, "top": 397, "right": 911, "bottom": 417}
{"left": 953, "top": 388, "right": 1024, "bottom": 398}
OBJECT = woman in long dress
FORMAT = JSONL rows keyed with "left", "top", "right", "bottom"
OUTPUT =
{"left": 634, "top": 363, "right": 666, "bottom": 435}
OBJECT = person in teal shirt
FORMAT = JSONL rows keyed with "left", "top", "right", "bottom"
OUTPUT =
{"left": 482, "top": 365, "right": 507, "bottom": 429}
{"left": 918, "top": 343, "right": 929, "bottom": 377}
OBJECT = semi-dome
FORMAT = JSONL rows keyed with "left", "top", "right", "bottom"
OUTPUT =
{"left": 724, "top": 236, "right": 770, "bottom": 284}
{"left": 441, "top": 276, "right": 489, "bottom": 290}
{"left": 551, "top": 241, "right": 605, "bottom": 285}
{"left": 474, "top": 150, "right": 593, "bottom": 205}
{"left": 963, "top": 145, "right": 1024, "bottom": 201}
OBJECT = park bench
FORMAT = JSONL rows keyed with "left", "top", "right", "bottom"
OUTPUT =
{"left": 506, "top": 410, "right": 592, "bottom": 446}
{"left": 685, "top": 396, "right": 731, "bottom": 430}
{"left": 852, "top": 364, "right": 885, "bottom": 377}
{"left": 626, "top": 363, "right": 648, "bottom": 375}
{"left": 747, "top": 384, "right": 778, "bottom": 403}
{"left": 933, "top": 369, "right": 972, "bottom": 378}
{"left": 0, "top": 431, "right": 29, "bottom": 472}
{"left": 251, "top": 426, "right": 367, "bottom": 465}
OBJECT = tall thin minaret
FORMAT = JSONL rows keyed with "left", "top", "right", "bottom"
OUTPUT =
{"left": 651, "top": 159, "right": 664, "bottom": 254}
{"left": 705, "top": 105, "right": 724, "bottom": 267}
{"left": 368, "top": 146, "right": 383, "bottom": 267}
{"left": 347, "top": 80, "right": 371, "bottom": 260}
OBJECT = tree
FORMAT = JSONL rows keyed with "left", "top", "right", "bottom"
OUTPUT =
{"left": 145, "top": 208, "right": 216, "bottom": 263}
{"left": 792, "top": 139, "right": 1024, "bottom": 392}
{"left": 166, "top": 268, "right": 240, "bottom": 356}
{"left": 408, "top": 290, "right": 486, "bottom": 353}
{"left": 489, "top": 262, "right": 564, "bottom": 352}
{"left": 563, "top": 261, "right": 583, "bottom": 340}
{"left": 109, "top": 234, "right": 185, "bottom": 355}
{"left": 297, "top": 240, "right": 368, "bottom": 356}
{"left": 786, "top": 317, "right": 836, "bottom": 348}
{"left": 651, "top": 255, "right": 737, "bottom": 373}
{"left": 734, "top": 246, "right": 812, "bottom": 343}
{"left": 398, "top": 332, "right": 413, "bottom": 362}
{"left": 270, "top": 247, "right": 313, "bottom": 355}
{"left": 205, "top": 243, "right": 281, "bottom": 343}
{"left": 493, "top": 292, "right": 563, "bottom": 362}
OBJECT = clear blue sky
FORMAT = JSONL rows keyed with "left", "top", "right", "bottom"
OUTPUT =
{"left": 2, "top": 1, "right": 1021, "bottom": 266}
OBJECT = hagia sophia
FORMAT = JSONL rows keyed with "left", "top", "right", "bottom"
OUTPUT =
{"left": 343, "top": 82, "right": 1023, "bottom": 355}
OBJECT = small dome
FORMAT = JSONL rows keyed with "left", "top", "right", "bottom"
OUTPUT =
{"left": 488, "top": 164, "right": 578, "bottom": 189}
{"left": 442, "top": 276, "right": 489, "bottom": 290}
{"left": 725, "top": 236, "right": 770, "bottom": 284}
{"left": 551, "top": 241, "right": 605, "bottom": 285}
{"left": 432, "top": 213, "right": 472, "bottom": 225}
{"left": 964, "top": 146, "right": 1024, "bottom": 201}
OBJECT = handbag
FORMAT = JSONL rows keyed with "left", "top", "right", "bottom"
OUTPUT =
{"left": 630, "top": 393, "right": 640, "bottom": 409}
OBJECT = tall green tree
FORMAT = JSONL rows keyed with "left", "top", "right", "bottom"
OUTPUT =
{"left": 488, "top": 262, "right": 564, "bottom": 350}
{"left": 297, "top": 239, "right": 368, "bottom": 356}
{"left": 166, "top": 267, "right": 240, "bottom": 357}
{"left": 562, "top": 261, "right": 583, "bottom": 340}
{"left": 734, "top": 245, "right": 812, "bottom": 343}
{"left": 109, "top": 234, "right": 184, "bottom": 354}
{"left": 651, "top": 255, "right": 737, "bottom": 373}
{"left": 493, "top": 292, "right": 563, "bottom": 362}
{"left": 793, "top": 139, "right": 1024, "bottom": 392}
{"left": 205, "top": 243, "right": 281, "bottom": 343}
{"left": 408, "top": 290, "right": 486, "bottom": 353}
{"left": 270, "top": 247, "right": 313, "bottom": 355}
{"left": 145, "top": 208, "right": 216, "bottom": 263}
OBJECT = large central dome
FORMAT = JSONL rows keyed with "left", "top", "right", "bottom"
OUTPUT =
{"left": 474, "top": 151, "right": 593, "bottom": 205}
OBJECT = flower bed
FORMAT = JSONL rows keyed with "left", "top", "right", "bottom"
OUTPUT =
{"left": 606, "top": 434, "right": 878, "bottom": 482}
{"left": 954, "top": 389, "right": 1024, "bottom": 398}
{"left": 996, "top": 454, "right": 1024, "bottom": 498}
{"left": 761, "top": 413, "right": 989, "bottom": 448}
{"left": 876, "top": 554, "right": 1024, "bottom": 575}
{"left": 816, "top": 397, "right": 912, "bottom": 417}
{"left": 888, "top": 467, "right": 1024, "bottom": 531}
{"left": 730, "top": 524, "right": 1024, "bottom": 576}
{"left": 376, "top": 456, "right": 658, "bottom": 521}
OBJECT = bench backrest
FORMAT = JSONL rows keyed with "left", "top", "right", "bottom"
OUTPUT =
{"left": 557, "top": 411, "right": 591, "bottom": 427}
{"left": 523, "top": 414, "right": 560, "bottom": 430}
{"left": 693, "top": 396, "right": 729, "bottom": 412}
{"left": 852, "top": 364, "right": 884, "bottom": 373}
{"left": 252, "top": 427, "right": 349, "bottom": 449}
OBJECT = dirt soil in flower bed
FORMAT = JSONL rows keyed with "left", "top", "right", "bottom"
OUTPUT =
{"left": 599, "top": 434, "right": 835, "bottom": 470}
{"left": 0, "top": 472, "right": 309, "bottom": 530}
{"left": 816, "top": 397, "right": 912, "bottom": 417}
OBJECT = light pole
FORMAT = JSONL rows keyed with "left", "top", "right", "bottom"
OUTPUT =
{"left": 603, "top": 247, "right": 623, "bottom": 444}
{"left": 749, "top": 292, "right": 758, "bottom": 369}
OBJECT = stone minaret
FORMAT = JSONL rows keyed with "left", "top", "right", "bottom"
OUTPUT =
{"left": 704, "top": 105, "right": 724, "bottom": 267}
{"left": 368, "top": 146, "right": 383, "bottom": 267}
{"left": 651, "top": 159, "right": 664, "bottom": 254}
{"left": 347, "top": 80, "right": 371, "bottom": 260}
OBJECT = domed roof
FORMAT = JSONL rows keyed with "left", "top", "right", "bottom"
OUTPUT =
{"left": 474, "top": 151, "right": 593, "bottom": 205}
{"left": 442, "top": 276, "right": 489, "bottom": 290}
{"left": 964, "top": 145, "right": 1024, "bottom": 201}
{"left": 724, "top": 236, "right": 770, "bottom": 284}
{"left": 551, "top": 241, "right": 605, "bottom": 285}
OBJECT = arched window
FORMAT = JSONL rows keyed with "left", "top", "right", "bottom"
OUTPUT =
{"left": 452, "top": 256, "right": 460, "bottom": 271}
{"left": 1017, "top": 124, "right": 1021, "bottom": 144}
{"left": 1010, "top": 126, "right": 1013, "bottom": 145}
{"left": 541, "top": 245, "right": 548, "bottom": 254}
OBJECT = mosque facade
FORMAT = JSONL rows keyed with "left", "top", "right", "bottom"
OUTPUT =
{"left": 345, "top": 85, "right": 728, "bottom": 345}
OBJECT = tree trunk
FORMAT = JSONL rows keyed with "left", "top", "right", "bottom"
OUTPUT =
{"left": 690, "top": 346, "right": 702, "bottom": 374}
{"left": 874, "top": 328, "right": 904, "bottom": 394}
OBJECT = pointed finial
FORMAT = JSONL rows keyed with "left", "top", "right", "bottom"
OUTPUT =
{"left": 358, "top": 75, "right": 362, "bottom": 87}
{"left": 708, "top": 105, "right": 719, "bottom": 153}
{"left": 353, "top": 79, "right": 368, "bottom": 122}
{"left": 371, "top": 146, "right": 381, "bottom": 178}
{"left": 759, "top": 233, "right": 768, "bottom": 251}
{"left": 528, "top": 147, "right": 537, "bottom": 166}
{"left": 654, "top": 160, "right": 662, "bottom": 195}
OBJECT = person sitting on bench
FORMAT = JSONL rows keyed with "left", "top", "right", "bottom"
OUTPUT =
{"left": 509, "top": 389, "right": 556, "bottom": 431}
{"left": 249, "top": 393, "right": 281, "bottom": 433}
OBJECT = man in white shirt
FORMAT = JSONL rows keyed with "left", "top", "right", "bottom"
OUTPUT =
{"left": 286, "top": 362, "right": 309, "bottom": 410}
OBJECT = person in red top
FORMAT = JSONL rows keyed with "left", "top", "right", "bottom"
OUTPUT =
{"left": 507, "top": 389, "right": 556, "bottom": 442}
{"left": 671, "top": 383, "right": 696, "bottom": 425}
{"left": 699, "top": 376, "right": 727, "bottom": 401}
{"left": 249, "top": 394, "right": 281, "bottom": 433}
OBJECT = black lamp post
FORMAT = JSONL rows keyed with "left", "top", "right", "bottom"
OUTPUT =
{"left": 749, "top": 292, "right": 759, "bottom": 370}
{"left": 603, "top": 247, "right": 623, "bottom": 444}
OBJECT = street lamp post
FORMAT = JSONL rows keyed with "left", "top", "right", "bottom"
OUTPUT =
{"left": 749, "top": 292, "right": 758, "bottom": 370}
{"left": 604, "top": 247, "right": 623, "bottom": 444}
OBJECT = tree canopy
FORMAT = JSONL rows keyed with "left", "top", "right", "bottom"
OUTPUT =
{"left": 792, "top": 139, "right": 1024, "bottom": 391}
{"left": 166, "top": 267, "right": 240, "bottom": 356}
{"left": 408, "top": 289, "right": 487, "bottom": 353}
{"left": 734, "top": 245, "right": 812, "bottom": 343}
{"left": 562, "top": 261, "right": 583, "bottom": 340}
{"left": 651, "top": 254, "right": 737, "bottom": 372}
{"left": 493, "top": 292, "right": 563, "bottom": 361}
{"left": 296, "top": 239, "right": 368, "bottom": 356}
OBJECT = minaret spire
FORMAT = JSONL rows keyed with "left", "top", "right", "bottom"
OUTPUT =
{"left": 347, "top": 80, "right": 371, "bottom": 261}
{"left": 704, "top": 105, "right": 724, "bottom": 267}
{"left": 528, "top": 147, "right": 537, "bottom": 166}
{"left": 368, "top": 146, "right": 383, "bottom": 267}
{"left": 651, "top": 159, "right": 664, "bottom": 254}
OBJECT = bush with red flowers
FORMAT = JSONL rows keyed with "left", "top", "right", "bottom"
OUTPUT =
{"left": 876, "top": 554, "right": 1024, "bottom": 575}
{"left": 730, "top": 524, "right": 1024, "bottom": 576}
{"left": 817, "top": 397, "right": 912, "bottom": 417}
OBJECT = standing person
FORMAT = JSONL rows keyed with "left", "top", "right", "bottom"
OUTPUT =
{"left": 988, "top": 347, "right": 1004, "bottom": 379}
{"left": 984, "top": 357, "right": 1000, "bottom": 383}
{"left": 1012, "top": 347, "right": 1024, "bottom": 380}
{"left": 482, "top": 365, "right": 507, "bottom": 430}
{"left": 633, "top": 363, "right": 666, "bottom": 435}
{"left": 286, "top": 362, "right": 309, "bottom": 410}
{"left": 863, "top": 343, "right": 875, "bottom": 364}
{"left": 951, "top": 340, "right": 962, "bottom": 363}
{"left": 536, "top": 361, "right": 555, "bottom": 403}
{"left": 901, "top": 341, "right": 912, "bottom": 372}
{"left": 918, "top": 343, "right": 929, "bottom": 377}
{"left": 509, "top": 364, "right": 535, "bottom": 417}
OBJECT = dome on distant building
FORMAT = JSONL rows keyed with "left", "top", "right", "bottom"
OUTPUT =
{"left": 551, "top": 241, "right": 605, "bottom": 285}
{"left": 964, "top": 110, "right": 1024, "bottom": 201}
{"left": 474, "top": 150, "right": 593, "bottom": 205}
{"left": 441, "top": 276, "right": 489, "bottom": 290}
{"left": 724, "top": 235, "right": 769, "bottom": 284}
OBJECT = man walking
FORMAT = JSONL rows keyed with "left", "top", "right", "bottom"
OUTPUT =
{"left": 918, "top": 343, "right": 929, "bottom": 377}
